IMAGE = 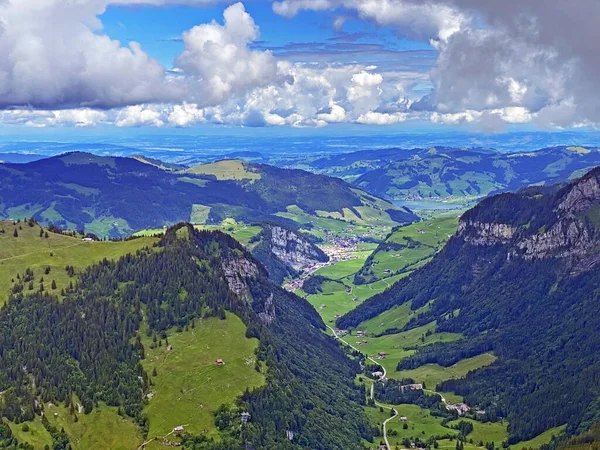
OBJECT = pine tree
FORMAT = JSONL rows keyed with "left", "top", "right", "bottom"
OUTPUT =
{"left": 13, "top": 229, "right": 18, "bottom": 237}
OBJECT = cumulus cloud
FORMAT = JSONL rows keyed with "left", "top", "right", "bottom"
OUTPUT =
{"left": 176, "top": 3, "right": 279, "bottom": 106}
{"left": 357, "top": 111, "right": 406, "bottom": 125}
{"left": 0, "top": 0, "right": 182, "bottom": 110}
{"left": 4, "top": 0, "right": 596, "bottom": 130}
{"left": 115, "top": 105, "right": 165, "bottom": 127}
{"left": 273, "top": 0, "right": 465, "bottom": 42}
{"left": 273, "top": 0, "right": 600, "bottom": 129}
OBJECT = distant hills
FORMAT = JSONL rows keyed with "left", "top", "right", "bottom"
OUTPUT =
{"left": 0, "top": 152, "right": 416, "bottom": 237}
{"left": 281, "top": 146, "right": 600, "bottom": 201}
{"left": 338, "top": 166, "right": 600, "bottom": 444}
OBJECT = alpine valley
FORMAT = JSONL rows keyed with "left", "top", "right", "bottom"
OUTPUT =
{"left": 2, "top": 147, "right": 600, "bottom": 450}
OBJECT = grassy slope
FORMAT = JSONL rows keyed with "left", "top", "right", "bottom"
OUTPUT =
{"left": 396, "top": 353, "right": 497, "bottom": 390}
{"left": 141, "top": 313, "right": 265, "bottom": 445}
{"left": 11, "top": 403, "right": 143, "bottom": 450}
{"left": 185, "top": 160, "right": 261, "bottom": 181}
{"left": 45, "top": 403, "right": 142, "bottom": 450}
{"left": 357, "top": 216, "right": 458, "bottom": 284}
{"left": 0, "top": 220, "right": 158, "bottom": 305}
{"left": 359, "top": 322, "right": 464, "bottom": 377}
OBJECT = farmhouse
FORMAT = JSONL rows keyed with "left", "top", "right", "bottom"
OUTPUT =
{"left": 400, "top": 383, "right": 423, "bottom": 393}
{"left": 377, "top": 352, "right": 387, "bottom": 359}
{"left": 399, "top": 416, "right": 408, "bottom": 422}
{"left": 447, "top": 403, "right": 470, "bottom": 415}
{"left": 173, "top": 425, "right": 185, "bottom": 433}
{"left": 372, "top": 371, "right": 384, "bottom": 378}
{"left": 216, "top": 359, "right": 224, "bottom": 365}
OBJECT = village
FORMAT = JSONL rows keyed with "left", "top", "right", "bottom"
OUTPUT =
{"left": 283, "top": 225, "right": 387, "bottom": 292}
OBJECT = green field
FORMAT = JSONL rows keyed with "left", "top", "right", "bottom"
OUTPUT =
{"left": 7, "top": 417, "right": 53, "bottom": 450}
{"left": 141, "top": 313, "right": 265, "bottom": 445}
{"left": 185, "top": 159, "right": 261, "bottom": 181}
{"left": 356, "top": 215, "right": 458, "bottom": 284}
{"left": 396, "top": 353, "right": 497, "bottom": 389}
{"left": 304, "top": 271, "right": 406, "bottom": 325}
{"left": 11, "top": 403, "right": 143, "bottom": 450}
{"left": 357, "top": 321, "right": 463, "bottom": 377}
{"left": 358, "top": 301, "right": 433, "bottom": 336}
{"left": 0, "top": 220, "right": 158, "bottom": 305}
{"left": 314, "top": 252, "right": 371, "bottom": 279}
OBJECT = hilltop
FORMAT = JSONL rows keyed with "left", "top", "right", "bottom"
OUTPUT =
{"left": 338, "top": 166, "right": 600, "bottom": 445}
{"left": 274, "top": 146, "right": 600, "bottom": 202}
{"left": 0, "top": 152, "right": 417, "bottom": 237}
{"left": 0, "top": 224, "right": 373, "bottom": 450}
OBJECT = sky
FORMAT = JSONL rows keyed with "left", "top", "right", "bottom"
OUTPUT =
{"left": 0, "top": 0, "right": 598, "bottom": 135}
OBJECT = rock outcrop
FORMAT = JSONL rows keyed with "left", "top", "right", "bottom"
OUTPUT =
{"left": 457, "top": 168, "right": 600, "bottom": 273}
{"left": 268, "top": 225, "right": 328, "bottom": 271}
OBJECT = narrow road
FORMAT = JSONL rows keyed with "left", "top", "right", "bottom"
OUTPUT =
{"left": 327, "top": 325, "right": 394, "bottom": 450}
{"left": 423, "top": 389, "right": 447, "bottom": 406}
{"left": 328, "top": 325, "right": 449, "bottom": 450}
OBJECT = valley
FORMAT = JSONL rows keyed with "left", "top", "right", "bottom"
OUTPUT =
{"left": 2, "top": 148, "right": 600, "bottom": 450}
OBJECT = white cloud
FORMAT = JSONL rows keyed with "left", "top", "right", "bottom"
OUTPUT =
{"left": 115, "top": 105, "right": 165, "bottom": 127}
{"left": 318, "top": 104, "right": 346, "bottom": 123}
{"left": 1, "top": 108, "right": 107, "bottom": 127}
{"left": 357, "top": 111, "right": 406, "bottom": 125}
{"left": 273, "top": 0, "right": 465, "bottom": 42}
{"left": 0, "top": 0, "right": 181, "bottom": 109}
{"left": 176, "top": 2, "right": 279, "bottom": 106}
{"left": 168, "top": 103, "right": 205, "bottom": 127}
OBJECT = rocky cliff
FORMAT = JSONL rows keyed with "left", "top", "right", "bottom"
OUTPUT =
{"left": 268, "top": 225, "right": 328, "bottom": 270}
{"left": 457, "top": 168, "right": 600, "bottom": 273}
{"left": 251, "top": 223, "right": 329, "bottom": 284}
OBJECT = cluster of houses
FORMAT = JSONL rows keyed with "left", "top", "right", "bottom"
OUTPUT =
{"left": 447, "top": 403, "right": 471, "bottom": 416}
{"left": 400, "top": 383, "right": 423, "bottom": 393}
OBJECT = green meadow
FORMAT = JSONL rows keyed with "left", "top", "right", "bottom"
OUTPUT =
{"left": 0, "top": 220, "right": 158, "bottom": 305}
{"left": 141, "top": 313, "right": 265, "bottom": 446}
{"left": 396, "top": 353, "right": 497, "bottom": 390}
{"left": 356, "top": 215, "right": 458, "bottom": 285}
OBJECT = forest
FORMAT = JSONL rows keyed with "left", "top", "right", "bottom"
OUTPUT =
{"left": 0, "top": 224, "right": 373, "bottom": 449}
{"left": 337, "top": 170, "right": 600, "bottom": 444}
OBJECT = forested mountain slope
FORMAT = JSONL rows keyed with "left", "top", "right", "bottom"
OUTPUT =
{"left": 352, "top": 146, "right": 600, "bottom": 200}
{"left": 0, "top": 152, "right": 416, "bottom": 237}
{"left": 338, "top": 166, "right": 600, "bottom": 444}
{"left": 0, "top": 224, "right": 372, "bottom": 449}
{"left": 277, "top": 146, "right": 600, "bottom": 201}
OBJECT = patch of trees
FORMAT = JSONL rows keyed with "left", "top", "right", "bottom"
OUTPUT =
{"left": 0, "top": 224, "right": 374, "bottom": 450}
{"left": 336, "top": 182, "right": 600, "bottom": 444}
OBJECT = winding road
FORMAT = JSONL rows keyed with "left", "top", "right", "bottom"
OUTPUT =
{"left": 327, "top": 325, "right": 398, "bottom": 450}
{"left": 327, "top": 325, "right": 451, "bottom": 450}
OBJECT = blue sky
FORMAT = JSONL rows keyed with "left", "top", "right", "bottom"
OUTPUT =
{"left": 101, "top": 3, "right": 436, "bottom": 75}
{"left": 0, "top": 0, "right": 596, "bottom": 135}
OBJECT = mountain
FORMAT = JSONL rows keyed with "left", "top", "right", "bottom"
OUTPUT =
{"left": 275, "top": 146, "right": 600, "bottom": 201}
{"left": 353, "top": 215, "right": 458, "bottom": 285}
{"left": 338, "top": 167, "right": 600, "bottom": 444}
{"left": 0, "top": 152, "right": 45, "bottom": 164}
{"left": 0, "top": 223, "right": 373, "bottom": 449}
{"left": 0, "top": 152, "right": 417, "bottom": 237}
{"left": 249, "top": 222, "right": 329, "bottom": 284}
{"left": 353, "top": 146, "right": 600, "bottom": 201}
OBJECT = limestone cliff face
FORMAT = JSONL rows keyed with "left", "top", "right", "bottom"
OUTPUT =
{"left": 265, "top": 225, "right": 328, "bottom": 271}
{"left": 457, "top": 169, "right": 600, "bottom": 273}
{"left": 458, "top": 221, "right": 516, "bottom": 246}
{"left": 221, "top": 254, "right": 276, "bottom": 324}
{"left": 221, "top": 255, "right": 260, "bottom": 299}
